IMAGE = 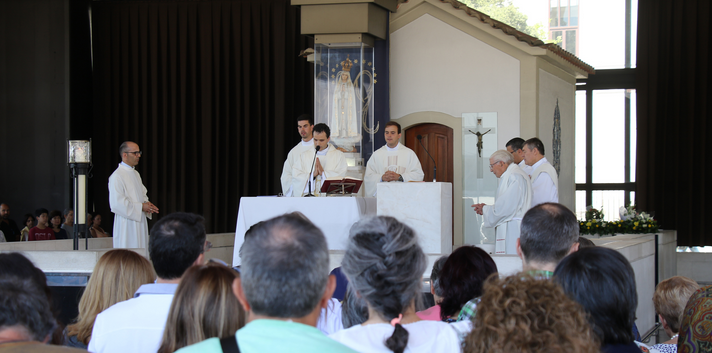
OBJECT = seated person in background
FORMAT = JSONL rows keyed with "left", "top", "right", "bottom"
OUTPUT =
{"left": 677, "top": 285, "right": 712, "bottom": 353}
{"left": 20, "top": 213, "right": 34, "bottom": 241}
{"left": 65, "top": 249, "right": 155, "bottom": 349}
{"left": 517, "top": 202, "right": 580, "bottom": 276}
{"left": 62, "top": 209, "right": 75, "bottom": 235}
{"left": 329, "top": 216, "right": 467, "bottom": 352}
{"left": 464, "top": 274, "right": 600, "bottom": 353}
{"left": 158, "top": 262, "right": 245, "bottom": 353}
{"left": 437, "top": 246, "right": 497, "bottom": 323}
{"left": 416, "top": 255, "right": 449, "bottom": 321}
{"left": 89, "top": 213, "right": 207, "bottom": 353}
{"left": 341, "top": 286, "right": 369, "bottom": 329}
{"left": 49, "top": 210, "right": 68, "bottom": 240}
{"left": 651, "top": 277, "right": 701, "bottom": 352}
{"left": 177, "top": 212, "right": 355, "bottom": 353}
{"left": 554, "top": 247, "right": 656, "bottom": 353}
{"left": 29, "top": 208, "right": 56, "bottom": 241}
{"left": 0, "top": 203, "right": 20, "bottom": 242}
{"left": 89, "top": 212, "right": 110, "bottom": 238}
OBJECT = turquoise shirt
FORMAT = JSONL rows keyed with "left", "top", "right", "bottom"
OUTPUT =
{"left": 176, "top": 319, "right": 357, "bottom": 353}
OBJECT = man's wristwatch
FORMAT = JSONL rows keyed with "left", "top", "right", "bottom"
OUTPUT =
{"left": 398, "top": 175, "right": 404, "bottom": 182}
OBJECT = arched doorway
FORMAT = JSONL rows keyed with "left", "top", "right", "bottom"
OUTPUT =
{"left": 404, "top": 123, "right": 454, "bottom": 184}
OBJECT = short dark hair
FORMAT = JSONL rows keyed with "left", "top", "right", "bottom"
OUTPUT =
{"left": 524, "top": 137, "right": 546, "bottom": 156}
{"left": 438, "top": 246, "right": 498, "bottom": 320}
{"left": 35, "top": 208, "right": 49, "bottom": 218}
{"left": 506, "top": 137, "right": 525, "bottom": 151}
{"left": 520, "top": 203, "right": 579, "bottom": 265}
{"left": 63, "top": 208, "right": 73, "bottom": 217}
{"left": 0, "top": 279, "right": 56, "bottom": 342}
{"left": 385, "top": 121, "right": 401, "bottom": 134}
{"left": 241, "top": 212, "right": 330, "bottom": 318}
{"left": 554, "top": 247, "right": 637, "bottom": 345}
{"left": 578, "top": 237, "right": 596, "bottom": 248}
{"left": 49, "top": 210, "right": 62, "bottom": 221}
{"left": 149, "top": 213, "right": 207, "bottom": 280}
{"left": 119, "top": 141, "right": 132, "bottom": 156}
{"left": 23, "top": 213, "right": 35, "bottom": 224}
{"left": 296, "top": 114, "right": 313, "bottom": 125}
{"left": 312, "top": 123, "right": 331, "bottom": 138}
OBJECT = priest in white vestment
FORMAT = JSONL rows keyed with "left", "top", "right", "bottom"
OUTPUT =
{"left": 291, "top": 124, "right": 348, "bottom": 196}
{"left": 364, "top": 121, "right": 424, "bottom": 197}
{"left": 108, "top": 141, "right": 159, "bottom": 249}
{"left": 280, "top": 115, "right": 314, "bottom": 196}
{"left": 523, "top": 137, "right": 558, "bottom": 206}
{"left": 472, "top": 150, "right": 532, "bottom": 254}
{"left": 506, "top": 137, "right": 532, "bottom": 175}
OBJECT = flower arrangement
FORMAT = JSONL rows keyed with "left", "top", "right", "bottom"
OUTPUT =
{"left": 579, "top": 205, "right": 658, "bottom": 236}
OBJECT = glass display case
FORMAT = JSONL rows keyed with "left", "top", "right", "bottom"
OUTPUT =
{"left": 313, "top": 43, "right": 376, "bottom": 169}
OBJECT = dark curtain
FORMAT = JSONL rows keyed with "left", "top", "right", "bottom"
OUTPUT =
{"left": 91, "top": 0, "right": 313, "bottom": 233}
{"left": 636, "top": 1, "right": 712, "bottom": 246}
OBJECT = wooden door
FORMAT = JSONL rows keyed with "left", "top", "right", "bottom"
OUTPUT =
{"left": 404, "top": 123, "right": 454, "bottom": 184}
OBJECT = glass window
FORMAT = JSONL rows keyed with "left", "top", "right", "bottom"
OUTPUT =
{"left": 575, "top": 91, "right": 586, "bottom": 184}
{"left": 575, "top": 190, "right": 587, "bottom": 220}
{"left": 550, "top": 0, "right": 559, "bottom": 27}
{"left": 560, "top": 4, "right": 568, "bottom": 26}
{"left": 592, "top": 90, "right": 625, "bottom": 183}
{"left": 570, "top": 0, "right": 579, "bottom": 26}
{"left": 552, "top": 30, "right": 563, "bottom": 43}
{"left": 592, "top": 190, "right": 625, "bottom": 222}
{"left": 565, "top": 30, "right": 576, "bottom": 53}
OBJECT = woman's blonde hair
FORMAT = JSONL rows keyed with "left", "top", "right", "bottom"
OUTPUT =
{"left": 653, "top": 276, "right": 700, "bottom": 333}
{"left": 66, "top": 249, "right": 155, "bottom": 344}
{"left": 464, "top": 273, "right": 600, "bottom": 353}
{"left": 158, "top": 263, "right": 246, "bottom": 353}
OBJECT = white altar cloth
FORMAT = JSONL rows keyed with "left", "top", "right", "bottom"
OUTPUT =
{"left": 232, "top": 197, "right": 377, "bottom": 266}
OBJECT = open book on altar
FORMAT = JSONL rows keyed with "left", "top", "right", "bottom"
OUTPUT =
{"left": 320, "top": 176, "right": 363, "bottom": 195}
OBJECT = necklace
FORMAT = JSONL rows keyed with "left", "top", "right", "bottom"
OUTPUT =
{"left": 670, "top": 334, "right": 679, "bottom": 340}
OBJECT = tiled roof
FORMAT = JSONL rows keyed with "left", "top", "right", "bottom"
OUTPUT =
{"left": 398, "top": 0, "right": 595, "bottom": 75}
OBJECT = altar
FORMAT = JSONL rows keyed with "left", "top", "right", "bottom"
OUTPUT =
{"left": 231, "top": 196, "right": 377, "bottom": 266}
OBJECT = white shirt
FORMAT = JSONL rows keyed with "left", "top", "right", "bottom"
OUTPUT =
{"left": 329, "top": 321, "right": 461, "bottom": 353}
{"left": 528, "top": 157, "right": 559, "bottom": 206}
{"left": 317, "top": 298, "right": 343, "bottom": 335}
{"left": 88, "top": 283, "right": 177, "bottom": 353}
{"left": 291, "top": 144, "right": 347, "bottom": 196}
{"left": 364, "top": 143, "right": 424, "bottom": 197}
{"left": 280, "top": 138, "right": 314, "bottom": 196}
{"left": 518, "top": 159, "right": 532, "bottom": 175}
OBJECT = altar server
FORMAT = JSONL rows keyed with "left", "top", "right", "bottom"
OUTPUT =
{"left": 291, "top": 123, "right": 347, "bottom": 196}
{"left": 472, "top": 150, "right": 532, "bottom": 254}
{"left": 109, "top": 141, "right": 159, "bottom": 249}
{"left": 280, "top": 114, "right": 314, "bottom": 196}
{"left": 523, "top": 137, "right": 558, "bottom": 206}
{"left": 364, "top": 121, "right": 424, "bottom": 197}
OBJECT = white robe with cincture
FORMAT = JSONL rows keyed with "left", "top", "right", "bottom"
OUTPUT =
{"left": 280, "top": 138, "right": 314, "bottom": 196}
{"left": 291, "top": 145, "right": 347, "bottom": 196}
{"left": 483, "top": 163, "right": 532, "bottom": 255}
{"left": 109, "top": 163, "right": 151, "bottom": 249}
{"left": 364, "top": 143, "right": 424, "bottom": 197}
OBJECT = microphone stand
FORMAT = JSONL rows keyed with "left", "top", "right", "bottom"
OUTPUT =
{"left": 304, "top": 145, "right": 321, "bottom": 197}
{"left": 417, "top": 135, "right": 437, "bottom": 182}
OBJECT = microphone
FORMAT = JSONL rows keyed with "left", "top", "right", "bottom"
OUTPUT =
{"left": 304, "top": 145, "right": 321, "bottom": 197}
{"left": 417, "top": 135, "right": 436, "bottom": 182}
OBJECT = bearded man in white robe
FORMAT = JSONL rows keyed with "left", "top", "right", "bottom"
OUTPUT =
{"left": 364, "top": 121, "right": 424, "bottom": 197}
{"left": 291, "top": 124, "right": 347, "bottom": 196}
{"left": 108, "top": 141, "right": 159, "bottom": 248}
{"left": 472, "top": 150, "right": 532, "bottom": 254}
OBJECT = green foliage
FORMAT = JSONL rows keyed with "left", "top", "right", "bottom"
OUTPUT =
{"left": 462, "top": 0, "right": 548, "bottom": 41}
{"left": 579, "top": 205, "right": 659, "bottom": 236}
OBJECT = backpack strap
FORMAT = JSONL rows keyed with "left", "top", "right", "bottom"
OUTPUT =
{"left": 219, "top": 334, "right": 240, "bottom": 353}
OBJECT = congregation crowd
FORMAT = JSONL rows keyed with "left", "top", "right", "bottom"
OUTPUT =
{"left": 0, "top": 204, "right": 111, "bottom": 242}
{"left": 0, "top": 203, "right": 709, "bottom": 353}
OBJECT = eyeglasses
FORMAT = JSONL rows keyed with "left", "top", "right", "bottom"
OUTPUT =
{"left": 489, "top": 161, "right": 502, "bottom": 170}
{"left": 126, "top": 151, "right": 143, "bottom": 156}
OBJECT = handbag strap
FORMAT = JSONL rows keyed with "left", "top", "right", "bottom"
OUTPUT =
{"left": 219, "top": 334, "right": 240, "bottom": 353}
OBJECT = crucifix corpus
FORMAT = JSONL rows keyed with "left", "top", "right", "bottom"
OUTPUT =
{"left": 468, "top": 118, "right": 496, "bottom": 179}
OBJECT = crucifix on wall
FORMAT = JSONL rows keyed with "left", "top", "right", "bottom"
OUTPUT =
{"left": 468, "top": 118, "right": 496, "bottom": 179}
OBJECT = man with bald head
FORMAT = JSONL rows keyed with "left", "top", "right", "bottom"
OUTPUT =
{"left": 108, "top": 141, "right": 159, "bottom": 248}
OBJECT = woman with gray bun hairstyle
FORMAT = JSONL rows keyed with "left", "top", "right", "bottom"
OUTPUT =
{"left": 329, "top": 216, "right": 463, "bottom": 353}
